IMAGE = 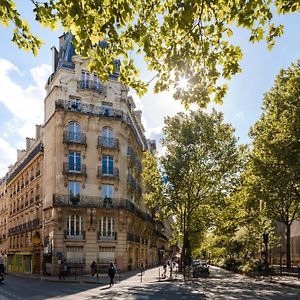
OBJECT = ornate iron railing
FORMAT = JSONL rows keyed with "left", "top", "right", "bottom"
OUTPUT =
{"left": 55, "top": 99, "right": 147, "bottom": 150}
{"left": 98, "top": 232, "right": 117, "bottom": 241}
{"left": 63, "top": 163, "right": 87, "bottom": 176}
{"left": 97, "top": 136, "right": 119, "bottom": 149}
{"left": 64, "top": 230, "right": 86, "bottom": 240}
{"left": 8, "top": 218, "right": 41, "bottom": 236}
{"left": 97, "top": 166, "right": 119, "bottom": 180}
{"left": 77, "top": 80, "right": 107, "bottom": 95}
{"left": 63, "top": 131, "right": 86, "bottom": 145}
{"left": 53, "top": 194, "right": 154, "bottom": 223}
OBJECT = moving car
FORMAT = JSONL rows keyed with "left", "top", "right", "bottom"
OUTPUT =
{"left": 192, "top": 260, "right": 209, "bottom": 277}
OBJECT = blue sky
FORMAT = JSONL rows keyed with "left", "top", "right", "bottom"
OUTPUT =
{"left": 0, "top": 3, "right": 300, "bottom": 177}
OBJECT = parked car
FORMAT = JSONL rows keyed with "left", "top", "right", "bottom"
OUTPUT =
{"left": 192, "top": 260, "right": 209, "bottom": 277}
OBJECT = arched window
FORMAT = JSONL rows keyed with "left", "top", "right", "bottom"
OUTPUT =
{"left": 99, "top": 217, "right": 115, "bottom": 238}
{"left": 68, "top": 122, "right": 81, "bottom": 142}
{"left": 102, "top": 127, "right": 113, "bottom": 147}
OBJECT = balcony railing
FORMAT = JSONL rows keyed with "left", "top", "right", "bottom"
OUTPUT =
{"left": 98, "top": 232, "right": 117, "bottom": 241}
{"left": 63, "top": 163, "right": 87, "bottom": 176}
{"left": 97, "top": 136, "right": 119, "bottom": 150}
{"left": 97, "top": 166, "right": 119, "bottom": 180}
{"left": 53, "top": 194, "right": 154, "bottom": 224}
{"left": 127, "top": 174, "right": 142, "bottom": 194}
{"left": 55, "top": 100, "right": 147, "bottom": 150}
{"left": 64, "top": 230, "right": 85, "bottom": 240}
{"left": 127, "top": 147, "right": 142, "bottom": 173}
{"left": 63, "top": 131, "right": 86, "bottom": 145}
{"left": 8, "top": 218, "right": 41, "bottom": 236}
{"left": 77, "top": 80, "right": 107, "bottom": 95}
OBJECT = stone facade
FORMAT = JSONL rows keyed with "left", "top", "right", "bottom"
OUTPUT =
{"left": 0, "top": 33, "right": 168, "bottom": 275}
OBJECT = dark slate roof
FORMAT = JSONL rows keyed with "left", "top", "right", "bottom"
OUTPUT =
{"left": 54, "top": 32, "right": 120, "bottom": 80}
{"left": 56, "top": 32, "right": 76, "bottom": 71}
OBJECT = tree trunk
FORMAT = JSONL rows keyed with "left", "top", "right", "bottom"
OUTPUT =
{"left": 286, "top": 223, "right": 291, "bottom": 269}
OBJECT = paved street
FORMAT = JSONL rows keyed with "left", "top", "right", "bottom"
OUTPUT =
{"left": 1, "top": 266, "right": 300, "bottom": 299}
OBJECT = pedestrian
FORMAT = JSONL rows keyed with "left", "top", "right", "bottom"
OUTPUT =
{"left": 140, "top": 259, "right": 145, "bottom": 274}
{"left": 59, "top": 261, "right": 65, "bottom": 280}
{"left": 297, "top": 264, "right": 300, "bottom": 280}
{"left": 108, "top": 261, "right": 116, "bottom": 287}
{"left": 169, "top": 258, "right": 175, "bottom": 278}
{"left": 63, "top": 262, "right": 68, "bottom": 278}
{"left": 162, "top": 261, "right": 167, "bottom": 278}
{"left": 91, "top": 261, "right": 97, "bottom": 276}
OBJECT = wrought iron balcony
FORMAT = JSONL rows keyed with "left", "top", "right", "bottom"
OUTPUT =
{"left": 63, "top": 163, "right": 87, "bottom": 176}
{"left": 97, "top": 166, "right": 119, "bottom": 180}
{"left": 97, "top": 136, "right": 119, "bottom": 150}
{"left": 77, "top": 80, "right": 107, "bottom": 95}
{"left": 55, "top": 99, "right": 147, "bottom": 150}
{"left": 127, "top": 174, "right": 142, "bottom": 194}
{"left": 63, "top": 131, "right": 86, "bottom": 145}
{"left": 64, "top": 230, "right": 85, "bottom": 240}
{"left": 8, "top": 218, "right": 41, "bottom": 236}
{"left": 127, "top": 147, "right": 142, "bottom": 173}
{"left": 53, "top": 194, "right": 155, "bottom": 224}
{"left": 98, "top": 232, "right": 117, "bottom": 241}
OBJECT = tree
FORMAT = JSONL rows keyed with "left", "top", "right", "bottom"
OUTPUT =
{"left": 1, "top": 1, "right": 299, "bottom": 107}
{"left": 249, "top": 60, "right": 300, "bottom": 269}
{"left": 143, "top": 109, "right": 242, "bottom": 271}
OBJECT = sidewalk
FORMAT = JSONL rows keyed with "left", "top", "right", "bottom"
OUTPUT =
{"left": 256, "top": 273, "right": 300, "bottom": 288}
{"left": 7, "top": 265, "right": 178, "bottom": 285}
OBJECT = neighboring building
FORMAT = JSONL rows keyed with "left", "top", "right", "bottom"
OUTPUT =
{"left": 270, "top": 222, "right": 300, "bottom": 267}
{"left": 0, "top": 32, "right": 169, "bottom": 275}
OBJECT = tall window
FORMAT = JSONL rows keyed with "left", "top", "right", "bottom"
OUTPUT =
{"left": 68, "top": 181, "right": 80, "bottom": 201}
{"left": 99, "top": 216, "right": 115, "bottom": 237}
{"left": 102, "top": 184, "right": 114, "bottom": 199}
{"left": 69, "top": 151, "right": 81, "bottom": 172}
{"left": 94, "top": 73, "right": 102, "bottom": 90}
{"left": 102, "top": 127, "right": 113, "bottom": 147}
{"left": 102, "top": 155, "right": 113, "bottom": 175}
{"left": 68, "top": 122, "right": 81, "bottom": 142}
{"left": 81, "top": 71, "right": 90, "bottom": 88}
{"left": 67, "top": 215, "right": 83, "bottom": 236}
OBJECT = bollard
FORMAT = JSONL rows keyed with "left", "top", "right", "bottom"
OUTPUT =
{"left": 119, "top": 269, "right": 121, "bottom": 283}
{"left": 141, "top": 269, "right": 143, "bottom": 282}
{"left": 159, "top": 267, "right": 161, "bottom": 282}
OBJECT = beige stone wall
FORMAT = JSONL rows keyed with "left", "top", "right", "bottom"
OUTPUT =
{"left": 0, "top": 43, "right": 168, "bottom": 275}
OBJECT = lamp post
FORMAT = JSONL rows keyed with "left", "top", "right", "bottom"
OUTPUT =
{"left": 279, "top": 245, "right": 282, "bottom": 274}
{"left": 263, "top": 232, "right": 269, "bottom": 273}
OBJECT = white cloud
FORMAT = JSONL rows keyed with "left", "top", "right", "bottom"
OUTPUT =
{"left": 235, "top": 111, "right": 245, "bottom": 119}
{"left": 0, "top": 59, "right": 51, "bottom": 176}
{"left": 138, "top": 90, "right": 185, "bottom": 140}
{"left": 0, "top": 137, "right": 16, "bottom": 177}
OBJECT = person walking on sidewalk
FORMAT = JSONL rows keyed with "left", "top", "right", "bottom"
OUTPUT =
{"left": 140, "top": 259, "right": 145, "bottom": 275}
{"left": 108, "top": 261, "right": 116, "bottom": 287}
{"left": 91, "top": 261, "right": 97, "bottom": 276}
{"left": 162, "top": 261, "right": 167, "bottom": 278}
{"left": 59, "top": 261, "right": 66, "bottom": 280}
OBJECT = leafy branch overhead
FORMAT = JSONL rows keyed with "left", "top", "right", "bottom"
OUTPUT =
{"left": 1, "top": 0, "right": 299, "bottom": 107}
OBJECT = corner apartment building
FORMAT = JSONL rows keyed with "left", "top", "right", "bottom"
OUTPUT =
{"left": 0, "top": 32, "right": 168, "bottom": 275}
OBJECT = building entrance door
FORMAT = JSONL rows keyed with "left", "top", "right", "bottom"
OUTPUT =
{"left": 24, "top": 255, "right": 32, "bottom": 273}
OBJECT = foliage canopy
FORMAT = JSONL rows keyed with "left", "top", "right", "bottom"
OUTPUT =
{"left": 1, "top": 0, "right": 300, "bottom": 107}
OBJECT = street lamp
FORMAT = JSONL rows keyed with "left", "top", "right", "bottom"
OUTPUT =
{"left": 263, "top": 232, "right": 269, "bottom": 273}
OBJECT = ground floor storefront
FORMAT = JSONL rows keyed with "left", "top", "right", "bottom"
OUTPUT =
{"left": 7, "top": 250, "right": 41, "bottom": 274}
